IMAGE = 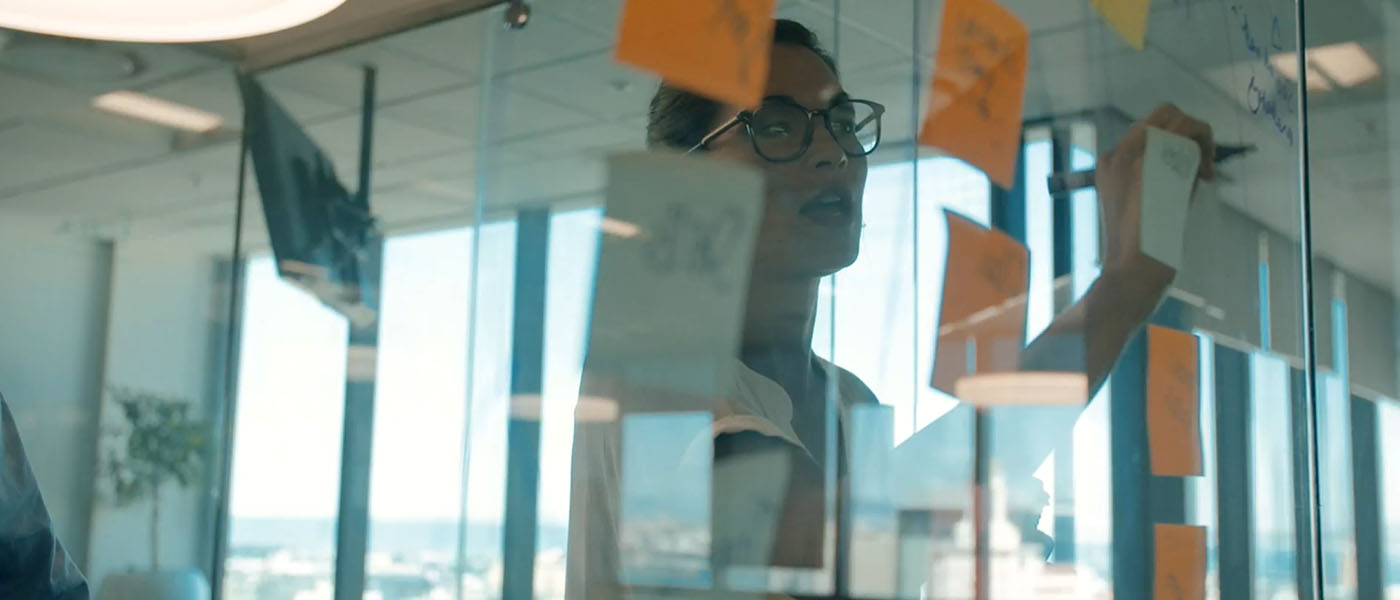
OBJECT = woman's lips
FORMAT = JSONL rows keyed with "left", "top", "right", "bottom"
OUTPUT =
{"left": 798, "top": 188, "right": 855, "bottom": 226}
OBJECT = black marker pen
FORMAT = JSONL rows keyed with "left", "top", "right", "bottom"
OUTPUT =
{"left": 1045, "top": 143, "right": 1256, "bottom": 195}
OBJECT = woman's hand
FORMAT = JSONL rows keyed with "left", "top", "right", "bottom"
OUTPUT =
{"left": 1022, "top": 103, "right": 1216, "bottom": 399}
{"left": 1096, "top": 103, "right": 1216, "bottom": 278}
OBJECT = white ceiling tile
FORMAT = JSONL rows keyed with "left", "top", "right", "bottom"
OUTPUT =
{"left": 371, "top": 145, "right": 534, "bottom": 190}
{"left": 822, "top": 0, "right": 920, "bottom": 51}
{"left": 0, "top": 38, "right": 220, "bottom": 96}
{"left": 259, "top": 40, "right": 472, "bottom": 107}
{"left": 504, "top": 53, "right": 656, "bottom": 121}
{"left": 373, "top": 85, "right": 478, "bottom": 138}
{"left": 501, "top": 121, "right": 644, "bottom": 161}
{"left": 0, "top": 121, "right": 167, "bottom": 195}
{"left": 302, "top": 112, "right": 467, "bottom": 174}
{"left": 533, "top": 0, "right": 625, "bottom": 39}
{"left": 485, "top": 156, "right": 604, "bottom": 208}
{"left": 0, "top": 71, "right": 88, "bottom": 122}
{"left": 377, "top": 84, "right": 592, "bottom": 141}
{"left": 149, "top": 69, "right": 348, "bottom": 126}
{"left": 0, "top": 142, "right": 238, "bottom": 217}
{"left": 778, "top": 2, "right": 911, "bottom": 71}
{"left": 387, "top": 7, "right": 611, "bottom": 76}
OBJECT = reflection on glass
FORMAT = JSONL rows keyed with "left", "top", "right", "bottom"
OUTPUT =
{"left": 618, "top": 412, "right": 712, "bottom": 588}
{"left": 816, "top": 155, "right": 990, "bottom": 443}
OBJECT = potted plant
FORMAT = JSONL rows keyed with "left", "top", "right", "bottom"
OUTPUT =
{"left": 98, "top": 387, "right": 212, "bottom": 600}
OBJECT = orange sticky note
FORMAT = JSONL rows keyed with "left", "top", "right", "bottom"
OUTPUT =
{"left": 1092, "top": 0, "right": 1151, "bottom": 51}
{"left": 1155, "top": 524, "right": 1206, "bottom": 600}
{"left": 919, "top": 0, "right": 1029, "bottom": 188}
{"left": 931, "top": 210, "right": 1029, "bottom": 396}
{"left": 614, "top": 0, "right": 777, "bottom": 108}
{"left": 1147, "top": 325, "right": 1201, "bottom": 476}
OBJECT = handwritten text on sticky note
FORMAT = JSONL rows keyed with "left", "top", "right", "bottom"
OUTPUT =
{"left": 1140, "top": 126, "right": 1201, "bottom": 271}
{"left": 1155, "top": 524, "right": 1206, "bottom": 600}
{"left": 1147, "top": 325, "right": 1202, "bottom": 477}
{"left": 588, "top": 151, "right": 764, "bottom": 399}
{"left": 615, "top": 0, "right": 777, "bottom": 108}
{"left": 1093, "top": 0, "right": 1152, "bottom": 51}
{"left": 919, "top": 0, "right": 1029, "bottom": 188}
{"left": 932, "top": 210, "right": 1029, "bottom": 396}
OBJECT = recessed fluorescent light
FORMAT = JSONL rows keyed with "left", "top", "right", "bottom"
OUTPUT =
{"left": 92, "top": 91, "right": 224, "bottom": 133}
{"left": 1269, "top": 52, "right": 1333, "bottom": 91}
{"left": 600, "top": 217, "right": 642, "bottom": 238}
{"left": 953, "top": 371, "right": 1089, "bottom": 407}
{"left": 1310, "top": 42, "right": 1380, "bottom": 88}
{"left": 1270, "top": 42, "right": 1379, "bottom": 90}
{"left": 0, "top": 0, "right": 346, "bottom": 43}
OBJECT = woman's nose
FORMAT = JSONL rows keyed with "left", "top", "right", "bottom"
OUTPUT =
{"left": 805, "top": 127, "right": 848, "bottom": 171}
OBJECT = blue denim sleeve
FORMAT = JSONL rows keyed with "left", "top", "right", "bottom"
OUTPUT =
{"left": 0, "top": 394, "right": 90, "bottom": 600}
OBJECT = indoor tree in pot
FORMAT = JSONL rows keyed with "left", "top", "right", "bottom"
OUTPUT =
{"left": 98, "top": 387, "right": 212, "bottom": 600}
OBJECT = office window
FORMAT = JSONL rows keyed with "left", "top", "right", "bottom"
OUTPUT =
{"left": 224, "top": 258, "right": 348, "bottom": 600}
{"left": 365, "top": 229, "right": 474, "bottom": 599}
{"left": 1380, "top": 399, "right": 1400, "bottom": 597}
{"left": 816, "top": 155, "right": 990, "bottom": 443}
{"left": 224, "top": 221, "right": 520, "bottom": 600}
{"left": 1250, "top": 352, "right": 1299, "bottom": 597}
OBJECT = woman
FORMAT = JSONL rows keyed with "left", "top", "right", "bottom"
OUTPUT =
{"left": 568, "top": 18, "right": 1214, "bottom": 599}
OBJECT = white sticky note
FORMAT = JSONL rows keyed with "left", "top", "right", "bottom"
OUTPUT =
{"left": 1139, "top": 126, "right": 1200, "bottom": 270}
{"left": 585, "top": 151, "right": 764, "bottom": 405}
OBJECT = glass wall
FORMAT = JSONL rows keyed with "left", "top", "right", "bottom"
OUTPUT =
{"left": 1304, "top": 0, "right": 1400, "bottom": 599}
{"left": 213, "top": 0, "right": 1349, "bottom": 598}
{"left": 10, "top": 0, "right": 1400, "bottom": 598}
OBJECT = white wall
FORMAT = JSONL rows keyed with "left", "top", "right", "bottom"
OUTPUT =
{"left": 1173, "top": 188, "right": 1399, "bottom": 399}
{"left": 0, "top": 220, "right": 111, "bottom": 569}
{"left": 84, "top": 237, "right": 230, "bottom": 589}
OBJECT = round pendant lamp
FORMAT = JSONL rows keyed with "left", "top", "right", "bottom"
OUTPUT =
{"left": 0, "top": 0, "right": 347, "bottom": 43}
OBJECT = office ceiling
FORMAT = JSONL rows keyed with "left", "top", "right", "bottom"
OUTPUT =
{"left": 0, "top": 0, "right": 1396, "bottom": 295}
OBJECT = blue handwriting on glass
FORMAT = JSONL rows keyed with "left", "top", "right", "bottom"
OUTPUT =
{"left": 1232, "top": 4, "right": 1296, "bottom": 146}
{"left": 1248, "top": 74, "right": 1295, "bottom": 146}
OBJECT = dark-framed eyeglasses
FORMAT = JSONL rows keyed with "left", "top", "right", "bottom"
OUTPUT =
{"left": 687, "top": 96, "right": 885, "bottom": 163}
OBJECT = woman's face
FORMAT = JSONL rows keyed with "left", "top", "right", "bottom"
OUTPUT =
{"left": 705, "top": 44, "right": 868, "bottom": 279}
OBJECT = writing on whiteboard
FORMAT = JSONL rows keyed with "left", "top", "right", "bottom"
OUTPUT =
{"left": 1231, "top": 3, "right": 1297, "bottom": 146}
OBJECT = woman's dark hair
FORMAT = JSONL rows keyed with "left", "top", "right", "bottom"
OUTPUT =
{"left": 645, "top": 19, "right": 838, "bottom": 150}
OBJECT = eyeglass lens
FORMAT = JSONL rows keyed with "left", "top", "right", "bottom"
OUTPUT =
{"left": 747, "top": 100, "right": 881, "bottom": 161}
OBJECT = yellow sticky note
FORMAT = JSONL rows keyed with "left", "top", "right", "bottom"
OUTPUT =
{"left": 919, "top": 0, "right": 1029, "bottom": 189}
{"left": 1155, "top": 524, "right": 1206, "bottom": 600}
{"left": 931, "top": 210, "right": 1029, "bottom": 396}
{"left": 1093, "top": 0, "right": 1151, "bottom": 51}
{"left": 614, "top": 0, "right": 777, "bottom": 108}
{"left": 1147, "top": 325, "right": 1202, "bottom": 477}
